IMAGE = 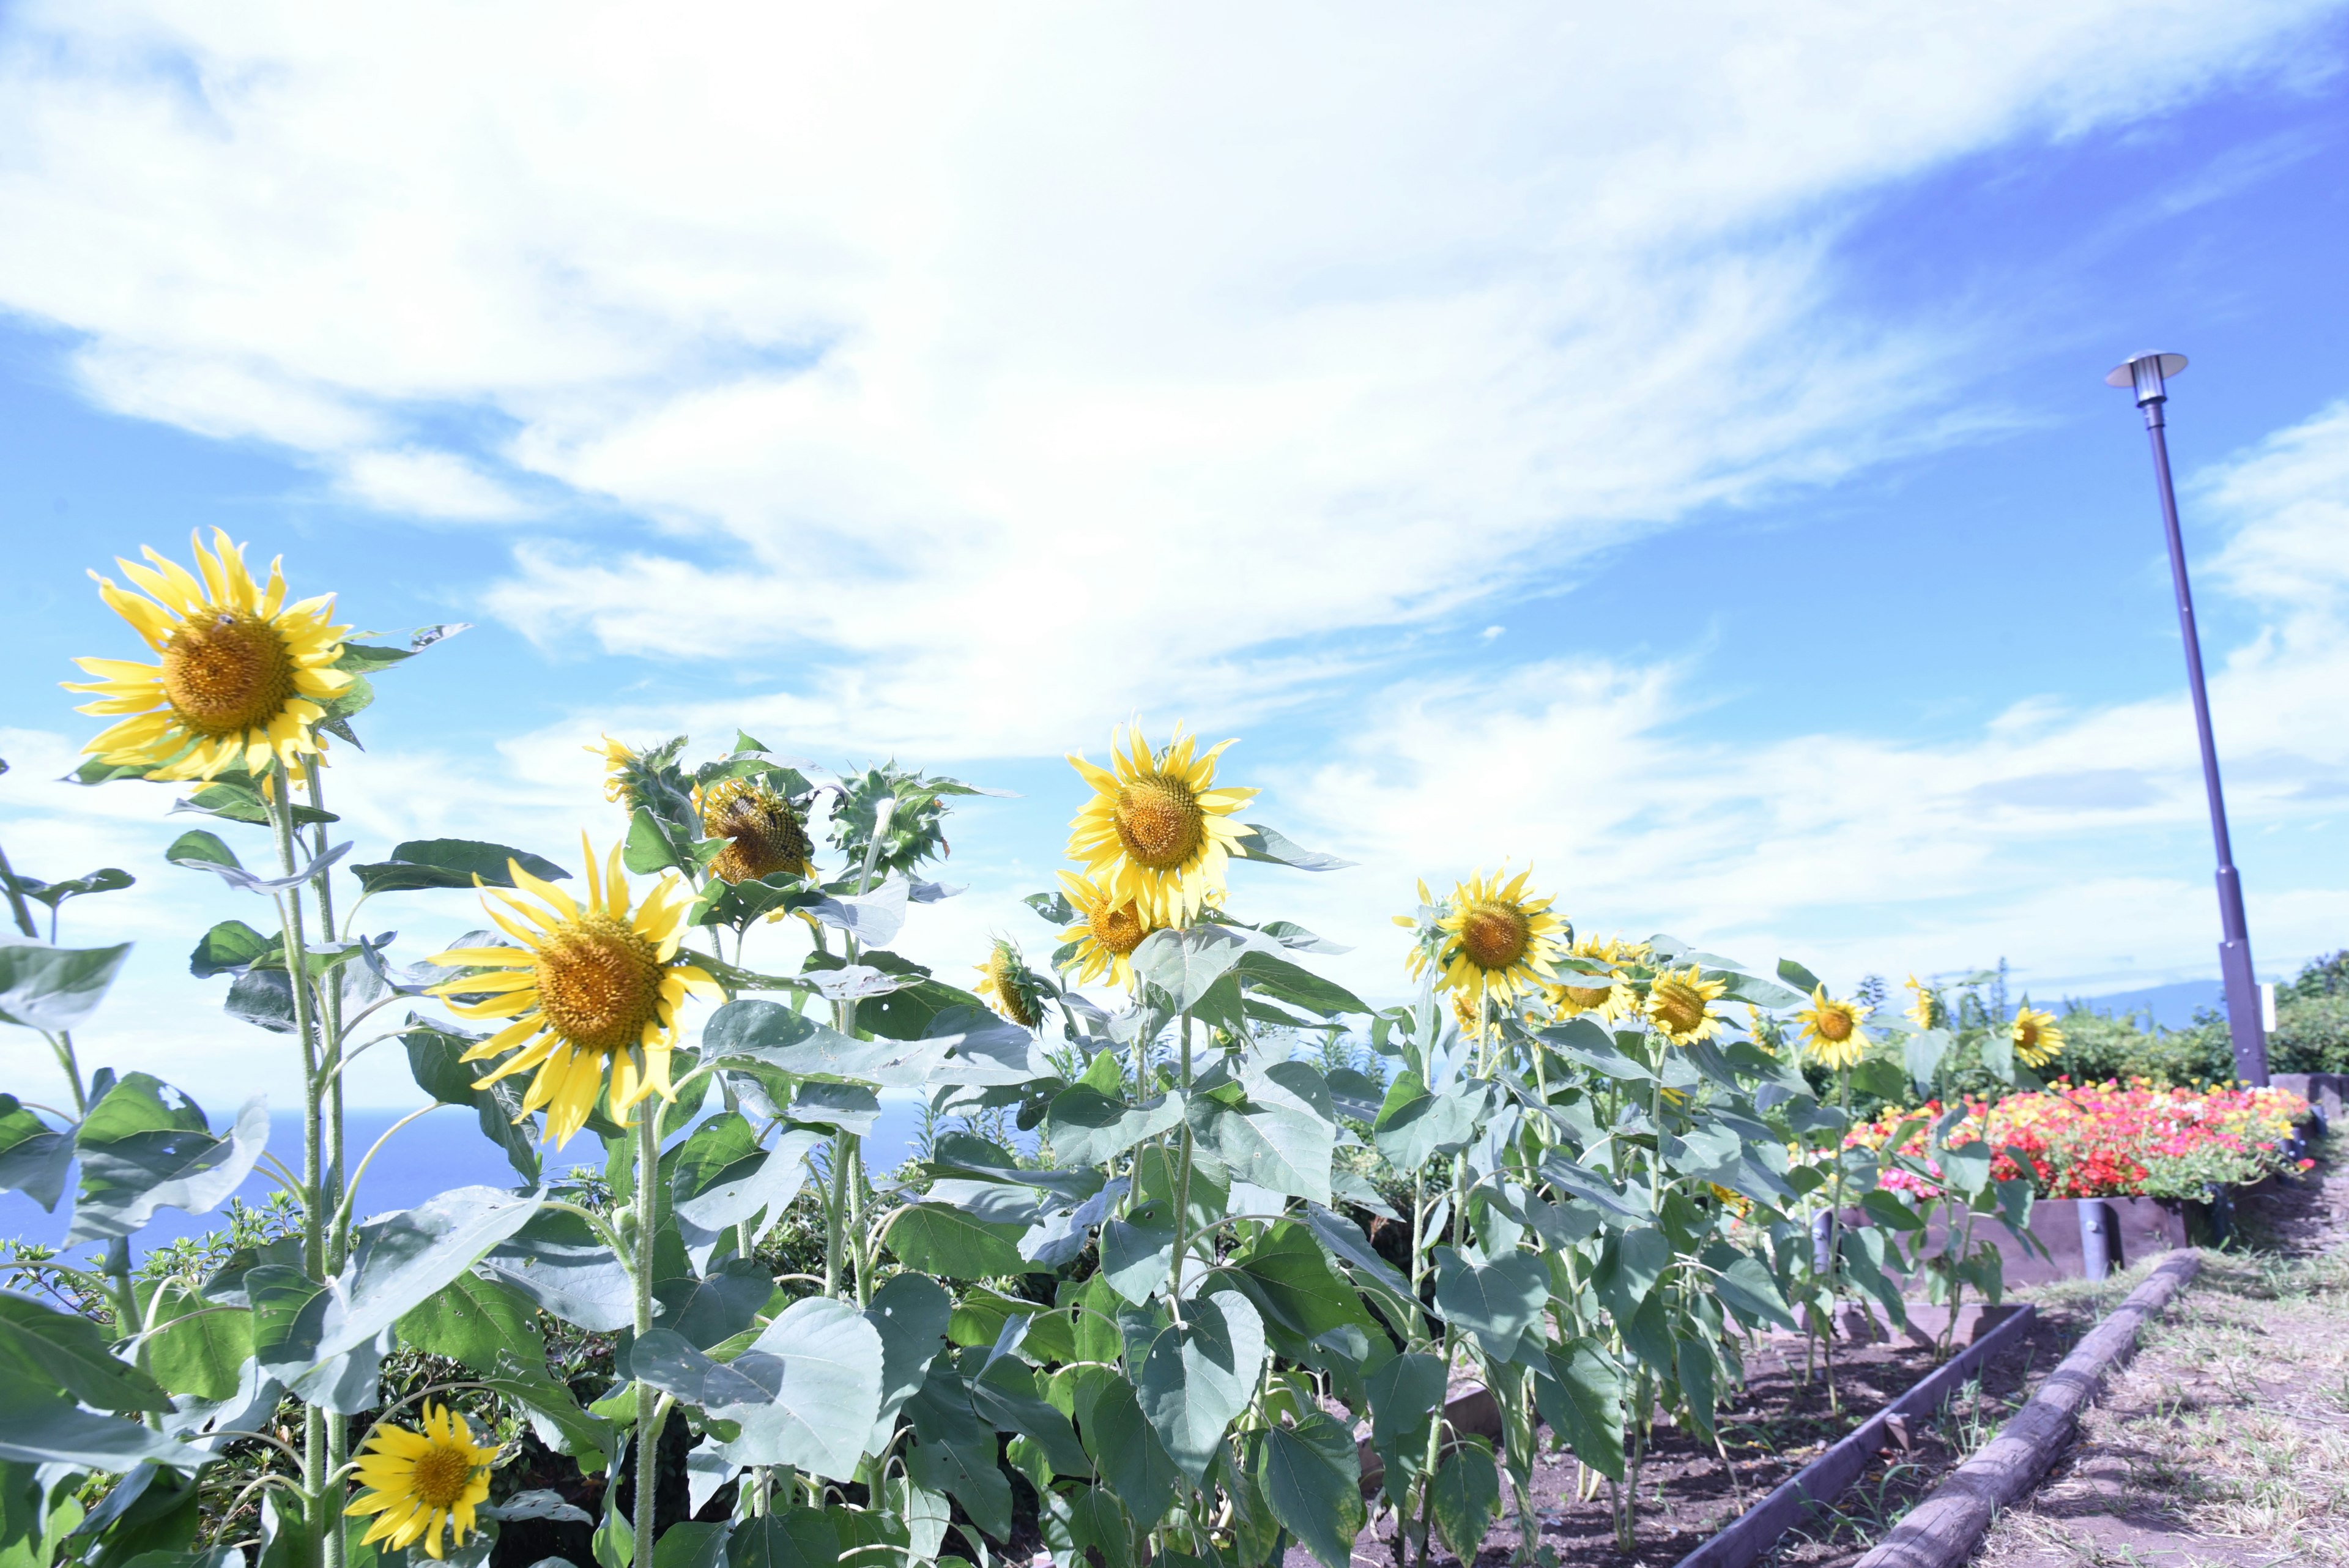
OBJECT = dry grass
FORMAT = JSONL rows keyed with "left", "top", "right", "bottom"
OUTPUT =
{"left": 1975, "top": 1151, "right": 2349, "bottom": 1568}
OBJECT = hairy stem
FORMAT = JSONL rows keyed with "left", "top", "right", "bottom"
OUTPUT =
{"left": 633, "top": 1105, "right": 666, "bottom": 1567}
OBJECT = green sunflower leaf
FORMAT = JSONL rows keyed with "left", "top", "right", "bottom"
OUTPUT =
{"left": 351, "top": 840, "right": 570, "bottom": 894}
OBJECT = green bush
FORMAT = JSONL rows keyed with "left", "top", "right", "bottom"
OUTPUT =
{"left": 2052, "top": 951, "right": 2349, "bottom": 1084}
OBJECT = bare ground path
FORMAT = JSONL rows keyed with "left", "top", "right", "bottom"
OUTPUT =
{"left": 1972, "top": 1138, "right": 2349, "bottom": 1568}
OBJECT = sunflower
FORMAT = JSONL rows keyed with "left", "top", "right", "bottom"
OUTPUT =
{"left": 429, "top": 838, "right": 721, "bottom": 1147}
{"left": 344, "top": 1403, "right": 494, "bottom": 1561}
{"left": 1794, "top": 985, "right": 1871, "bottom": 1070}
{"left": 1545, "top": 935, "right": 1641, "bottom": 1024}
{"left": 64, "top": 530, "right": 352, "bottom": 782}
{"left": 2011, "top": 1005, "right": 2065, "bottom": 1069}
{"left": 1066, "top": 724, "right": 1256, "bottom": 926}
{"left": 1056, "top": 871, "right": 1160, "bottom": 990}
{"left": 974, "top": 939, "right": 1048, "bottom": 1029}
{"left": 1427, "top": 866, "right": 1565, "bottom": 1015}
{"left": 1904, "top": 974, "right": 1942, "bottom": 1031}
{"left": 696, "top": 777, "right": 814, "bottom": 884}
{"left": 1647, "top": 965, "right": 1727, "bottom": 1047}
{"left": 589, "top": 734, "right": 637, "bottom": 806}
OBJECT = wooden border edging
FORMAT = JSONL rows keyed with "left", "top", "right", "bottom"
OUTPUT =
{"left": 1670, "top": 1304, "right": 2039, "bottom": 1568}
{"left": 1849, "top": 1248, "right": 2203, "bottom": 1568}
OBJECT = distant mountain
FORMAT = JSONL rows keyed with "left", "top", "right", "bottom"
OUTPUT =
{"left": 2064, "top": 978, "right": 2226, "bottom": 1030}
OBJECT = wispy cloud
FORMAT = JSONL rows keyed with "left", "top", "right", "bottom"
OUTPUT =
{"left": 1264, "top": 401, "right": 2349, "bottom": 998}
{"left": 1, "top": 1, "right": 2338, "bottom": 751}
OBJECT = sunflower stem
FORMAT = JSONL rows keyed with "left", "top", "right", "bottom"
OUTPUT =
{"left": 303, "top": 759, "right": 351, "bottom": 1273}
{"left": 633, "top": 1102, "right": 667, "bottom": 1566}
{"left": 266, "top": 780, "right": 335, "bottom": 1547}
{"left": 42, "top": 1032, "right": 89, "bottom": 1117}
{"left": 0, "top": 836, "right": 40, "bottom": 940}
{"left": 1167, "top": 1008, "right": 1195, "bottom": 1315}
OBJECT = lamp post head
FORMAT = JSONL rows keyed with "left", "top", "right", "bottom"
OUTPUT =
{"left": 2106, "top": 351, "right": 2188, "bottom": 407}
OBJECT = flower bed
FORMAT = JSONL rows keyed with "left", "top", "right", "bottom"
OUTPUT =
{"left": 1850, "top": 1079, "right": 2311, "bottom": 1202}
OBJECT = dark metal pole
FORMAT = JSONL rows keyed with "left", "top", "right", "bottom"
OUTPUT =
{"left": 2109, "top": 352, "right": 2268, "bottom": 1085}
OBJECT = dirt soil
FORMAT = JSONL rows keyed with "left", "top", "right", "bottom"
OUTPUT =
{"left": 1295, "top": 1292, "right": 2103, "bottom": 1568}
{"left": 1973, "top": 1139, "right": 2349, "bottom": 1568}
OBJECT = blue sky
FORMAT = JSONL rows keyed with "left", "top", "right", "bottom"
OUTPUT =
{"left": 2, "top": 2, "right": 2347, "bottom": 1113}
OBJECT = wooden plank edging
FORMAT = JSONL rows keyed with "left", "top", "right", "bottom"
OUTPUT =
{"left": 1848, "top": 1248, "right": 2203, "bottom": 1568}
{"left": 1669, "top": 1304, "right": 2039, "bottom": 1568}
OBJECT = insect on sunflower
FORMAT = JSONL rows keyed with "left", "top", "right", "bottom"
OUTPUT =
{"left": 2011, "top": 1005, "right": 2065, "bottom": 1069}
{"left": 1794, "top": 985, "right": 1871, "bottom": 1070}
{"left": 429, "top": 837, "right": 721, "bottom": 1147}
{"left": 1066, "top": 723, "right": 1256, "bottom": 926}
{"left": 1056, "top": 871, "right": 1160, "bottom": 990}
{"left": 64, "top": 529, "right": 352, "bottom": 781}
{"left": 1647, "top": 964, "right": 1727, "bottom": 1047}
{"left": 344, "top": 1403, "right": 494, "bottom": 1561}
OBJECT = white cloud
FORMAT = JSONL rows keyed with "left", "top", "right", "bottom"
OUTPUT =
{"left": 2, "top": 1, "right": 2345, "bottom": 1118}
{"left": 1258, "top": 402, "right": 2349, "bottom": 1000}
{"left": 337, "top": 448, "right": 536, "bottom": 522}
{"left": 0, "top": 1, "right": 2339, "bottom": 751}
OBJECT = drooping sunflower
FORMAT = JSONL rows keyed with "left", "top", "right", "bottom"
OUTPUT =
{"left": 64, "top": 530, "right": 352, "bottom": 782}
{"left": 1066, "top": 724, "right": 1256, "bottom": 926}
{"left": 429, "top": 838, "right": 721, "bottom": 1147}
{"left": 1904, "top": 974, "right": 1942, "bottom": 1031}
{"left": 2011, "top": 1005, "right": 2065, "bottom": 1069}
{"left": 344, "top": 1403, "right": 494, "bottom": 1561}
{"left": 1794, "top": 985, "right": 1871, "bottom": 1071}
{"left": 974, "top": 939, "right": 1050, "bottom": 1029}
{"left": 1056, "top": 871, "right": 1160, "bottom": 990}
{"left": 696, "top": 776, "right": 814, "bottom": 884}
{"left": 1647, "top": 965, "right": 1727, "bottom": 1047}
{"left": 1428, "top": 866, "right": 1565, "bottom": 1015}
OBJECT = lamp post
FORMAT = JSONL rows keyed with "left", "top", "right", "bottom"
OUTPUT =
{"left": 2105, "top": 351, "right": 2268, "bottom": 1085}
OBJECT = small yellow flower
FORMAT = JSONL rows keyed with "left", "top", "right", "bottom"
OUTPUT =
{"left": 64, "top": 530, "right": 352, "bottom": 781}
{"left": 974, "top": 939, "right": 1047, "bottom": 1029}
{"left": 1056, "top": 871, "right": 1160, "bottom": 990}
{"left": 1794, "top": 986, "right": 1871, "bottom": 1071}
{"left": 344, "top": 1403, "right": 494, "bottom": 1561}
{"left": 2011, "top": 1005, "right": 2065, "bottom": 1069}
{"left": 1646, "top": 965, "right": 1726, "bottom": 1047}
{"left": 429, "top": 837, "right": 721, "bottom": 1147}
{"left": 1066, "top": 723, "right": 1257, "bottom": 926}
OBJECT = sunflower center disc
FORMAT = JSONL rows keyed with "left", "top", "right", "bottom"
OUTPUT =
{"left": 1565, "top": 984, "right": 1612, "bottom": 1007}
{"left": 408, "top": 1444, "right": 477, "bottom": 1509}
{"left": 1817, "top": 1008, "right": 1854, "bottom": 1042}
{"left": 702, "top": 780, "right": 812, "bottom": 884}
{"left": 160, "top": 611, "right": 299, "bottom": 737}
{"left": 1459, "top": 901, "right": 1531, "bottom": 970}
{"left": 1652, "top": 979, "right": 1703, "bottom": 1035}
{"left": 1113, "top": 776, "right": 1205, "bottom": 870}
{"left": 1089, "top": 899, "right": 1148, "bottom": 956}
{"left": 532, "top": 913, "right": 663, "bottom": 1055}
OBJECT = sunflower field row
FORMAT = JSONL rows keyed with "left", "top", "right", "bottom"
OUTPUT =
{"left": 0, "top": 532, "right": 2155, "bottom": 1568}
